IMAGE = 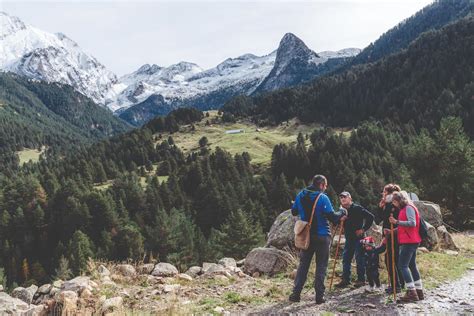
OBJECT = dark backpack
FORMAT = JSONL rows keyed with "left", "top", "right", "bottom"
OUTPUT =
{"left": 419, "top": 217, "right": 429, "bottom": 240}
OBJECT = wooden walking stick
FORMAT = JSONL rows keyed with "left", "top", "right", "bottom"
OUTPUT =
{"left": 329, "top": 223, "right": 344, "bottom": 291}
{"left": 390, "top": 222, "right": 397, "bottom": 301}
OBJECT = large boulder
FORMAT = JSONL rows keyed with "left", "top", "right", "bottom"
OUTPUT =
{"left": 413, "top": 201, "right": 443, "bottom": 228}
{"left": 436, "top": 225, "right": 459, "bottom": 250}
{"left": 185, "top": 266, "right": 202, "bottom": 278}
{"left": 151, "top": 263, "right": 178, "bottom": 277}
{"left": 218, "top": 258, "right": 237, "bottom": 269}
{"left": 421, "top": 221, "right": 439, "bottom": 250}
{"left": 117, "top": 264, "right": 137, "bottom": 277}
{"left": 11, "top": 285, "right": 38, "bottom": 304}
{"left": 266, "top": 210, "right": 297, "bottom": 250}
{"left": 100, "top": 296, "right": 123, "bottom": 314}
{"left": 244, "top": 247, "right": 293, "bottom": 276}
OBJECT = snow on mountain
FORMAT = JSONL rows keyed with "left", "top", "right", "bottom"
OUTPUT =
{"left": 106, "top": 52, "right": 277, "bottom": 113}
{"left": 0, "top": 11, "right": 116, "bottom": 104}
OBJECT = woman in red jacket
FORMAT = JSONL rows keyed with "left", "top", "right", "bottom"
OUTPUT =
{"left": 389, "top": 191, "right": 424, "bottom": 303}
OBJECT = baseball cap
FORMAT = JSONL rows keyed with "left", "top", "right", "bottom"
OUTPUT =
{"left": 339, "top": 191, "right": 351, "bottom": 198}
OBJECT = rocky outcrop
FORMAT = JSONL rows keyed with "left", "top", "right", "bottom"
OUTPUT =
{"left": 0, "top": 292, "right": 45, "bottom": 315}
{"left": 421, "top": 221, "right": 440, "bottom": 250}
{"left": 152, "top": 263, "right": 179, "bottom": 277}
{"left": 414, "top": 201, "right": 443, "bottom": 228}
{"left": 11, "top": 285, "right": 38, "bottom": 304}
{"left": 266, "top": 209, "right": 296, "bottom": 250}
{"left": 436, "top": 225, "right": 459, "bottom": 250}
{"left": 244, "top": 247, "right": 293, "bottom": 276}
{"left": 117, "top": 264, "right": 137, "bottom": 277}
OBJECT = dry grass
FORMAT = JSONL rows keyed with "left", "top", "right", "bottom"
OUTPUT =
{"left": 17, "top": 147, "right": 45, "bottom": 165}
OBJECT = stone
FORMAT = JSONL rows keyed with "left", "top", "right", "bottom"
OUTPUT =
{"left": 185, "top": 266, "right": 202, "bottom": 277}
{"left": 138, "top": 263, "right": 155, "bottom": 275}
{"left": 214, "top": 306, "right": 225, "bottom": 313}
{"left": 421, "top": 220, "right": 439, "bottom": 250}
{"left": 218, "top": 258, "right": 237, "bottom": 268}
{"left": 37, "top": 283, "right": 52, "bottom": 294}
{"left": 100, "top": 296, "right": 123, "bottom": 314}
{"left": 178, "top": 273, "right": 193, "bottom": 282}
{"left": 163, "top": 284, "right": 181, "bottom": 293}
{"left": 252, "top": 272, "right": 260, "bottom": 278}
{"left": 244, "top": 247, "right": 293, "bottom": 276}
{"left": 151, "top": 262, "right": 179, "bottom": 277}
{"left": 444, "top": 250, "right": 459, "bottom": 255}
{"left": 413, "top": 201, "right": 443, "bottom": 228}
{"left": 289, "top": 269, "right": 297, "bottom": 280}
{"left": 117, "top": 264, "right": 137, "bottom": 277}
{"left": 436, "top": 225, "right": 459, "bottom": 250}
{"left": 0, "top": 292, "right": 29, "bottom": 313}
{"left": 52, "top": 280, "right": 63, "bottom": 289}
{"left": 98, "top": 264, "right": 110, "bottom": 276}
{"left": 203, "top": 264, "right": 227, "bottom": 276}
{"left": 59, "top": 291, "right": 78, "bottom": 314}
{"left": 266, "top": 209, "right": 297, "bottom": 250}
{"left": 11, "top": 285, "right": 38, "bottom": 304}
{"left": 80, "top": 288, "right": 92, "bottom": 299}
{"left": 417, "top": 247, "right": 430, "bottom": 253}
{"left": 61, "top": 276, "right": 94, "bottom": 294}
{"left": 236, "top": 259, "right": 245, "bottom": 267}
{"left": 202, "top": 262, "right": 215, "bottom": 273}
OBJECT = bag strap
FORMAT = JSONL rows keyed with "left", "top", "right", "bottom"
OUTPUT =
{"left": 308, "top": 193, "right": 322, "bottom": 226}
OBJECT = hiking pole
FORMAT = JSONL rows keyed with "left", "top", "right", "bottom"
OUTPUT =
{"left": 390, "top": 222, "right": 396, "bottom": 302}
{"left": 329, "top": 223, "right": 344, "bottom": 291}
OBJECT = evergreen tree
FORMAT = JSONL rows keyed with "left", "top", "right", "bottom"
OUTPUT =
{"left": 68, "top": 230, "right": 94, "bottom": 274}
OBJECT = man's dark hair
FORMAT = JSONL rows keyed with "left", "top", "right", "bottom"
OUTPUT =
{"left": 312, "top": 175, "right": 327, "bottom": 188}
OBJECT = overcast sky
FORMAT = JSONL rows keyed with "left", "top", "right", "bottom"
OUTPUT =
{"left": 2, "top": 0, "right": 433, "bottom": 76}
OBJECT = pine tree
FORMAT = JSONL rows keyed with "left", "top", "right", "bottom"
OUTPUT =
{"left": 68, "top": 230, "right": 94, "bottom": 274}
{"left": 53, "top": 256, "right": 73, "bottom": 281}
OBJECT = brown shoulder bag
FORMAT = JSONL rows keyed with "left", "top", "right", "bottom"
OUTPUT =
{"left": 294, "top": 193, "right": 321, "bottom": 250}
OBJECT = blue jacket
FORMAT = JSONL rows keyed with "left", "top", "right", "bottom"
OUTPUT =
{"left": 291, "top": 186, "right": 343, "bottom": 236}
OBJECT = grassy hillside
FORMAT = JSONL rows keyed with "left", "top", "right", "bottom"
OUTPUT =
{"left": 160, "top": 111, "right": 349, "bottom": 167}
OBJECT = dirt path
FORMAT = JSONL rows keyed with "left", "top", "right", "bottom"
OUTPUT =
{"left": 242, "top": 270, "right": 474, "bottom": 315}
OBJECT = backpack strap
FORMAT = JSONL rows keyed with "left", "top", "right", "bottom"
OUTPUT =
{"left": 308, "top": 193, "right": 322, "bottom": 226}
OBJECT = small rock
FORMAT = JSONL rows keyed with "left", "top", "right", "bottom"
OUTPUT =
{"left": 100, "top": 296, "right": 123, "bottom": 314}
{"left": 218, "top": 258, "right": 237, "bottom": 268}
{"left": 80, "top": 289, "right": 92, "bottom": 299}
{"left": 98, "top": 264, "right": 110, "bottom": 276}
{"left": 364, "top": 303, "right": 376, "bottom": 309}
{"left": 204, "top": 264, "right": 228, "bottom": 276}
{"left": 163, "top": 284, "right": 181, "bottom": 293}
{"left": 185, "top": 266, "right": 202, "bottom": 277}
{"left": 469, "top": 267, "right": 474, "bottom": 271}
{"left": 102, "top": 280, "right": 117, "bottom": 288}
{"left": 444, "top": 250, "right": 459, "bottom": 256}
{"left": 52, "top": 280, "right": 63, "bottom": 288}
{"left": 252, "top": 272, "right": 260, "bottom": 278}
{"left": 347, "top": 310, "right": 356, "bottom": 313}
{"left": 237, "top": 271, "right": 247, "bottom": 278}
{"left": 417, "top": 247, "right": 429, "bottom": 253}
{"left": 138, "top": 263, "right": 155, "bottom": 275}
{"left": 61, "top": 276, "right": 93, "bottom": 293}
{"left": 152, "top": 262, "right": 179, "bottom": 277}
{"left": 202, "top": 262, "right": 216, "bottom": 273}
{"left": 178, "top": 273, "right": 193, "bottom": 282}
{"left": 37, "top": 283, "right": 52, "bottom": 294}
{"left": 117, "top": 264, "right": 137, "bottom": 277}
{"left": 214, "top": 306, "right": 225, "bottom": 313}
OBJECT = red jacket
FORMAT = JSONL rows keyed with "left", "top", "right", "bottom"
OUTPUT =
{"left": 398, "top": 203, "right": 421, "bottom": 244}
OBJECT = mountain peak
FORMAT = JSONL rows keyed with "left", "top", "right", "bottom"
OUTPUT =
{"left": 0, "top": 11, "right": 27, "bottom": 39}
{"left": 276, "top": 33, "right": 319, "bottom": 65}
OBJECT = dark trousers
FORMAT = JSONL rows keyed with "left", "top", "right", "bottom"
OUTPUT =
{"left": 293, "top": 235, "right": 331, "bottom": 300}
{"left": 366, "top": 267, "right": 380, "bottom": 287}
{"left": 342, "top": 238, "right": 366, "bottom": 282}
{"left": 385, "top": 232, "right": 405, "bottom": 289}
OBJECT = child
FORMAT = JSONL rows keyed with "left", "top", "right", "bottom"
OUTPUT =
{"left": 360, "top": 236, "right": 382, "bottom": 292}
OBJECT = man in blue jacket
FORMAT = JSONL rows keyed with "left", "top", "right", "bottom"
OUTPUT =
{"left": 289, "top": 175, "right": 346, "bottom": 304}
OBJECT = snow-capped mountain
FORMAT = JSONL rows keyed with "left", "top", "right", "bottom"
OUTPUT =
{"left": 112, "top": 33, "right": 360, "bottom": 125}
{"left": 0, "top": 12, "right": 116, "bottom": 104}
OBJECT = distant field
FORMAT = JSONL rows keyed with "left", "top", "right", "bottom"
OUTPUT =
{"left": 160, "top": 111, "right": 333, "bottom": 166}
{"left": 17, "top": 148, "right": 44, "bottom": 165}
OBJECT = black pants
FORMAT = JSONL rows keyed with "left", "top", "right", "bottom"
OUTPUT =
{"left": 366, "top": 266, "right": 380, "bottom": 287}
{"left": 293, "top": 235, "right": 331, "bottom": 300}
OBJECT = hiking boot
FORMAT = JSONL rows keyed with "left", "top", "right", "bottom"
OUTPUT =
{"left": 335, "top": 280, "right": 351, "bottom": 288}
{"left": 397, "top": 289, "right": 419, "bottom": 303}
{"left": 385, "top": 286, "right": 402, "bottom": 294}
{"left": 416, "top": 289, "right": 424, "bottom": 300}
{"left": 354, "top": 280, "right": 366, "bottom": 288}
{"left": 315, "top": 297, "right": 326, "bottom": 305}
{"left": 289, "top": 292, "right": 300, "bottom": 303}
